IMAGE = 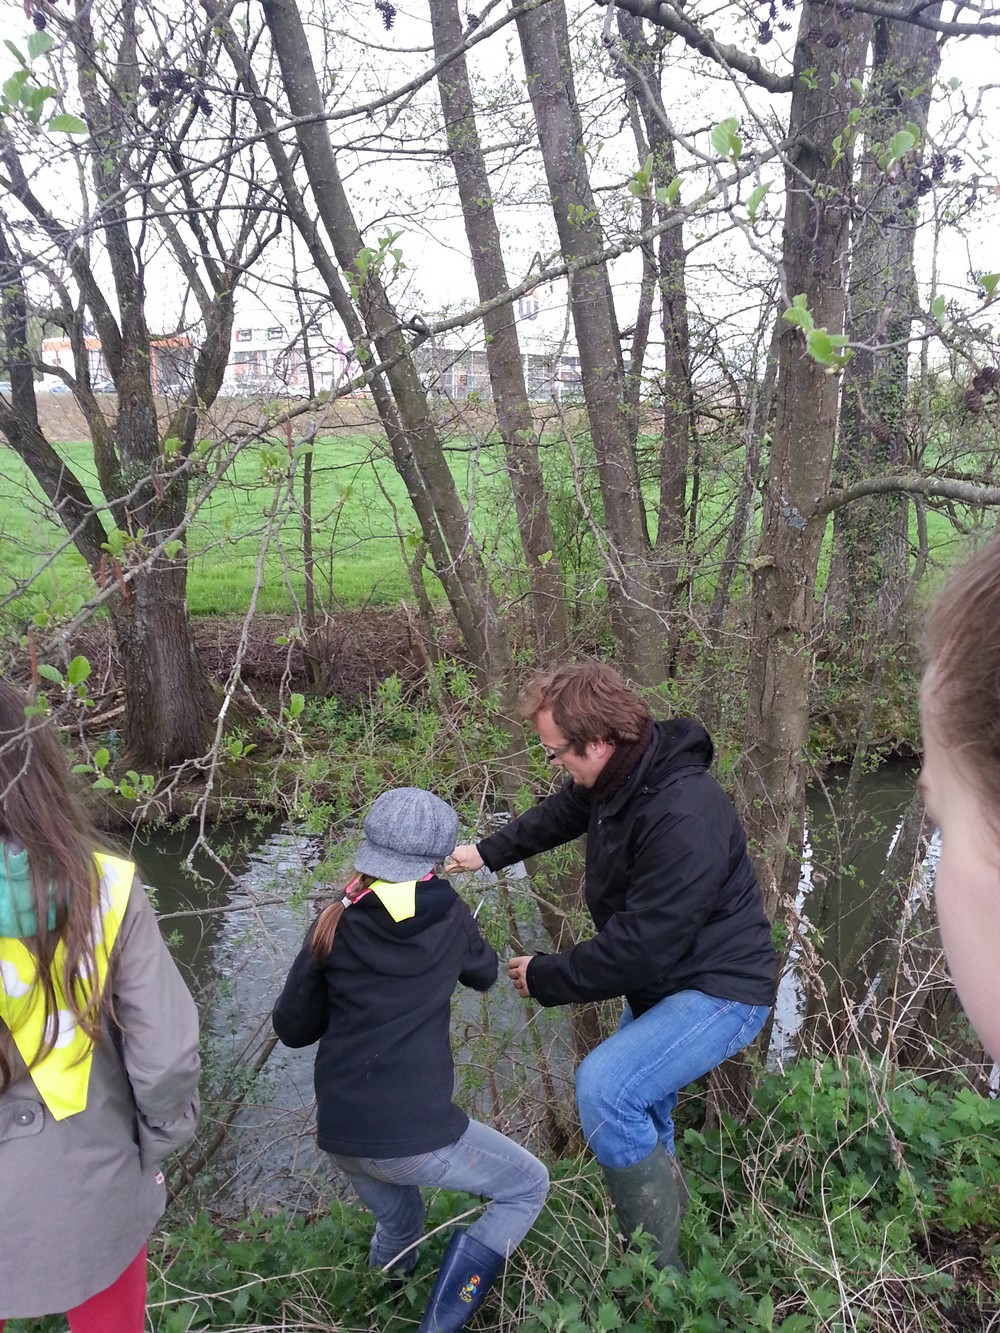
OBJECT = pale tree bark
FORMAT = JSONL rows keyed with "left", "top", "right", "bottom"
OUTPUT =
{"left": 738, "top": 0, "right": 874, "bottom": 921}
{"left": 823, "top": 7, "right": 941, "bottom": 661}
{"left": 429, "top": 0, "right": 568, "bottom": 658}
{"left": 515, "top": 0, "right": 665, "bottom": 683}
{"left": 260, "top": 0, "right": 514, "bottom": 693}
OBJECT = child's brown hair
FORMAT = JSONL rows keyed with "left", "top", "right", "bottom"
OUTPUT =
{"left": 310, "top": 874, "right": 376, "bottom": 960}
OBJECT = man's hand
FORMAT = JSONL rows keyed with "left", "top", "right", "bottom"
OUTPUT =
{"left": 508, "top": 955, "right": 534, "bottom": 999}
{"left": 445, "top": 844, "right": 484, "bottom": 874}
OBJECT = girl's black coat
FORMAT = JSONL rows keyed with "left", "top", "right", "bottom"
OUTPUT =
{"left": 272, "top": 877, "right": 497, "bottom": 1156}
{"left": 477, "top": 719, "right": 777, "bottom": 1017}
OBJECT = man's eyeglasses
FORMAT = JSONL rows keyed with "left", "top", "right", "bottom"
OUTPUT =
{"left": 542, "top": 740, "right": 574, "bottom": 764}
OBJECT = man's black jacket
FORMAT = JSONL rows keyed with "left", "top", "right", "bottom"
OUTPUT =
{"left": 272, "top": 877, "right": 497, "bottom": 1156}
{"left": 477, "top": 719, "right": 777, "bottom": 1017}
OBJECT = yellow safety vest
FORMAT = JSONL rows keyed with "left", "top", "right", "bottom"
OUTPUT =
{"left": 0, "top": 852, "right": 134, "bottom": 1120}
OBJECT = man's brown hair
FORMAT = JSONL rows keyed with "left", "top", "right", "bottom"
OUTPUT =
{"left": 924, "top": 536, "right": 1000, "bottom": 816}
{"left": 517, "top": 662, "right": 652, "bottom": 750}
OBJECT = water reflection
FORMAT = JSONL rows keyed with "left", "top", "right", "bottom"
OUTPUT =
{"left": 772, "top": 759, "right": 919, "bottom": 1060}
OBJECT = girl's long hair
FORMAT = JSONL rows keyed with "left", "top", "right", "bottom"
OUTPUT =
{"left": 310, "top": 874, "right": 376, "bottom": 960}
{"left": 0, "top": 679, "right": 108, "bottom": 1092}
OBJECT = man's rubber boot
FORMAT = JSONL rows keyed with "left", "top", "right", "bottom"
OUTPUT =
{"left": 602, "top": 1146, "right": 687, "bottom": 1273}
{"left": 416, "top": 1230, "right": 505, "bottom": 1332}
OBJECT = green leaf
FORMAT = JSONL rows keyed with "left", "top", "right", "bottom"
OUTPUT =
{"left": 93, "top": 776, "right": 116, "bottom": 791}
{"left": 850, "top": 77, "right": 864, "bottom": 96}
{"left": 807, "top": 328, "right": 849, "bottom": 364}
{"left": 931, "top": 294, "right": 946, "bottom": 321}
{"left": 659, "top": 175, "right": 682, "bottom": 205}
{"left": 980, "top": 272, "right": 1000, "bottom": 297}
{"left": 711, "top": 117, "right": 742, "bottom": 162}
{"left": 3, "top": 40, "right": 26, "bottom": 67}
{"left": 163, "top": 540, "right": 183, "bottom": 559}
{"left": 48, "top": 113, "right": 88, "bottom": 134}
{"left": 288, "top": 692, "right": 305, "bottom": 719}
{"left": 37, "top": 663, "right": 63, "bottom": 685}
{"left": 23, "top": 84, "right": 57, "bottom": 109}
{"left": 3, "top": 70, "right": 30, "bottom": 105}
{"left": 747, "top": 180, "right": 771, "bottom": 221}
{"left": 754, "top": 1293, "right": 775, "bottom": 1328}
{"left": 66, "top": 655, "right": 91, "bottom": 686}
{"left": 782, "top": 294, "right": 814, "bottom": 332}
{"left": 884, "top": 128, "right": 917, "bottom": 169}
{"left": 27, "top": 30, "right": 54, "bottom": 59}
{"left": 102, "top": 528, "right": 128, "bottom": 556}
{"left": 94, "top": 747, "right": 110, "bottom": 770}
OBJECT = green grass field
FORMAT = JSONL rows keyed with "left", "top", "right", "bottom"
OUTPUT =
{"left": 0, "top": 435, "right": 527, "bottom": 619}
{"left": 0, "top": 432, "right": 983, "bottom": 626}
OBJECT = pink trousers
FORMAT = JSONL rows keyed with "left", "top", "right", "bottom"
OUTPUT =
{"left": 0, "top": 1245, "right": 147, "bottom": 1332}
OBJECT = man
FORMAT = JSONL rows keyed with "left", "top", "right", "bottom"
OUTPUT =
{"left": 447, "top": 662, "right": 776, "bottom": 1272}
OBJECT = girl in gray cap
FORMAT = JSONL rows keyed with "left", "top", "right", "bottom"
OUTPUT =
{"left": 273, "top": 787, "right": 548, "bottom": 1332}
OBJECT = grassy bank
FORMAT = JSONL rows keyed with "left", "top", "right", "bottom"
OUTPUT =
{"left": 7, "top": 1056, "right": 991, "bottom": 1332}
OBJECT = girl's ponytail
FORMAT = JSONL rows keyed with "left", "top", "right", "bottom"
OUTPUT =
{"left": 310, "top": 875, "right": 374, "bottom": 960}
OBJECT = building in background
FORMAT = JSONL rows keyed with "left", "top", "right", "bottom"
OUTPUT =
{"left": 38, "top": 293, "right": 589, "bottom": 404}
{"left": 414, "top": 342, "right": 583, "bottom": 403}
{"left": 41, "top": 334, "right": 195, "bottom": 394}
{"left": 220, "top": 320, "right": 361, "bottom": 397}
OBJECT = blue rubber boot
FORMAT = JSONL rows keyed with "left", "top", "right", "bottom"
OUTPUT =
{"left": 416, "top": 1231, "right": 505, "bottom": 1332}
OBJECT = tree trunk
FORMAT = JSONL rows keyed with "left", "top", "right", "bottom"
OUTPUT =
{"left": 261, "top": 0, "right": 514, "bottom": 693}
{"left": 515, "top": 0, "right": 664, "bottom": 682}
{"left": 738, "top": 0, "right": 874, "bottom": 922}
{"left": 109, "top": 557, "right": 214, "bottom": 765}
{"left": 613, "top": 10, "right": 696, "bottom": 665}
{"left": 430, "top": 0, "right": 568, "bottom": 658}
{"left": 824, "top": 10, "right": 941, "bottom": 662}
{"left": 0, "top": 212, "right": 215, "bottom": 768}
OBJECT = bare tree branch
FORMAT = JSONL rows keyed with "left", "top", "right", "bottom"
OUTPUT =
{"left": 603, "top": 0, "right": 794, "bottom": 93}
{"left": 814, "top": 0, "right": 1000, "bottom": 35}
{"left": 814, "top": 473, "right": 1000, "bottom": 515}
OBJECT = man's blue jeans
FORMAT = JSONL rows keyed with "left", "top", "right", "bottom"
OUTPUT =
{"left": 575, "top": 989, "right": 770, "bottom": 1168}
{"left": 331, "top": 1118, "right": 549, "bottom": 1270}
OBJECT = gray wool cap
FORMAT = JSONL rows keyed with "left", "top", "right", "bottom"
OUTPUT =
{"left": 353, "top": 787, "right": 459, "bottom": 884}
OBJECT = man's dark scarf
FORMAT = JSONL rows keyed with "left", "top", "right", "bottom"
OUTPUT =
{"left": 589, "top": 715, "right": 655, "bottom": 801}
